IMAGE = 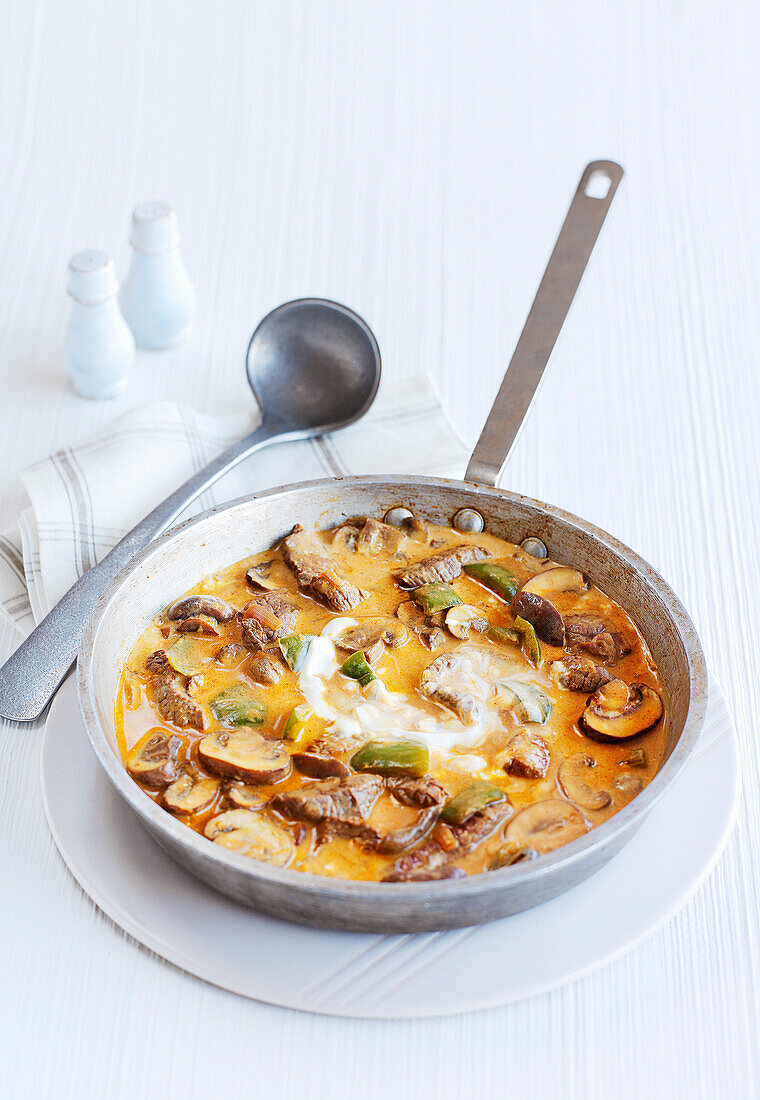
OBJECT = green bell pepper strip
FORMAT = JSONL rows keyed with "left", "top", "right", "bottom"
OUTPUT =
{"left": 462, "top": 562, "right": 519, "bottom": 601}
{"left": 513, "top": 615, "right": 542, "bottom": 667}
{"left": 441, "top": 779, "right": 506, "bottom": 825}
{"left": 350, "top": 739, "right": 430, "bottom": 777}
{"left": 410, "top": 583, "right": 463, "bottom": 615}
{"left": 340, "top": 651, "right": 378, "bottom": 688}
{"left": 209, "top": 685, "right": 267, "bottom": 727}
{"left": 283, "top": 704, "right": 313, "bottom": 745}
{"left": 278, "top": 634, "right": 312, "bottom": 672}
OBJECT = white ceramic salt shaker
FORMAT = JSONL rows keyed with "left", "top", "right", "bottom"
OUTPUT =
{"left": 65, "top": 251, "right": 135, "bottom": 400}
{"left": 119, "top": 202, "right": 196, "bottom": 349}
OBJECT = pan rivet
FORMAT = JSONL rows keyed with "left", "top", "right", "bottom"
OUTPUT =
{"left": 384, "top": 506, "right": 414, "bottom": 527}
{"left": 453, "top": 508, "right": 485, "bottom": 534}
{"left": 521, "top": 536, "right": 548, "bottom": 558}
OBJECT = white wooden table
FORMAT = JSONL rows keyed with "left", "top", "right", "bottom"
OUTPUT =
{"left": 1, "top": 2, "right": 758, "bottom": 1096}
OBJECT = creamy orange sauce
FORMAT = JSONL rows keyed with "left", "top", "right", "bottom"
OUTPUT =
{"left": 116, "top": 518, "right": 667, "bottom": 882}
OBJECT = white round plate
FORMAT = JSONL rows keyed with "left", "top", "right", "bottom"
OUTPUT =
{"left": 41, "top": 673, "right": 738, "bottom": 1019}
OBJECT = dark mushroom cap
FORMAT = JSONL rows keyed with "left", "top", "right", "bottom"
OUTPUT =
{"left": 511, "top": 591, "right": 565, "bottom": 646}
{"left": 580, "top": 682, "right": 663, "bottom": 742}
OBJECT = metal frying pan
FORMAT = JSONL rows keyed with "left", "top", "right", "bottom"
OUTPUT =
{"left": 77, "top": 162, "right": 706, "bottom": 931}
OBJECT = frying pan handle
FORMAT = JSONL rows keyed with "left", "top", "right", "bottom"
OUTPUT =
{"left": 464, "top": 160, "right": 624, "bottom": 487}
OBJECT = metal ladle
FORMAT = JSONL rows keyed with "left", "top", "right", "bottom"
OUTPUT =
{"left": 0, "top": 298, "right": 381, "bottom": 721}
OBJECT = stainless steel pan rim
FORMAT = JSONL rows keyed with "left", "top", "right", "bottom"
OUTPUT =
{"left": 77, "top": 474, "right": 707, "bottom": 927}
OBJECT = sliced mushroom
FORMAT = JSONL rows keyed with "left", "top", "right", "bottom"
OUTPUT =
{"left": 245, "top": 562, "right": 279, "bottom": 592}
{"left": 175, "top": 615, "right": 220, "bottom": 636}
{"left": 248, "top": 654, "right": 283, "bottom": 686}
{"left": 162, "top": 767, "right": 220, "bottom": 815}
{"left": 291, "top": 752, "right": 350, "bottom": 779}
{"left": 126, "top": 731, "right": 181, "bottom": 787}
{"left": 557, "top": 755, "right": 611, "bottom": 811}
{"left": 215, "top": 643, "right": 249, "bottom": 669}
{"left": 330, "top": 522, "right": 362, "bottom": 550}
{"left": 419, "top": 626, "right": 446, "bottom": 651}
{"left": 167, "top": 595, "right": 236, "bottom": 623}
{"left": 402, "top": 515, "right": 429, "bottom": 542}
{"left": 357, "top": 518, "right": 406, "bottom": 554}
{"left": 204, "top": 809, "right": 295, "bottom": 865}
{"left": 395, "top": 600, "right": 428, "bottom": 631}
{"left": 444, "top": 604, "right": 488, "bottom": 640}
{"left": 613, "top": 772, "right": 644, "bottom": 802}
{"left": 225, "top": 781, "right": 267, "bottom": 810}
{"left": 510, "top": 591, "right": 565, "bottom": 646}
{"left": 333, "top": 617, "right": 410, "bottom": 654}
{"left": 505, "top": 798, "right": 589, "bottom": 854}
{"left": 198, "top": 728, "right": 291, "bottom": 784}
{"left": 489, "top": 841, "right": 539, "bottom": 870}
{"left": 522, "top": 566, "right": 587, "bottom": 597}
{"left": 581, "top": 681, "right": 663, "bottom": 742}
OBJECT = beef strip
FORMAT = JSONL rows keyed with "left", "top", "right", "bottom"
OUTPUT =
{"left": 291, "top": 752, "right": 350, "bottom": 779}
{"left": 145, "top": 650, "right": 205, "bottom": 730}
{"left": 270, "top": 774, "right": 384, "bottom": 842}
{"left": 386, "top": 775, "right": 448, "bottom": 808}
{"left": 248, "top": 654, "right": 283, "bottom": 686}
{"left": 564, "top": 615, "right": 606, "bottom": 644}
{"left": 375, "top": 808, "right": 441, "bottom": 855}
{"left": 383, "top": 801, "right": 510, "bottom": 882}
{"left": 581, "top": 630, "right": 630, "bottom": 664}
{"left": 553, "top": 653, "right": 612, "bottom": 693}
{"left": 166, "top": 595, "right": 236, "bottom": 623}
{"left": 240, "top": 592, "right": 298, "bottom": 649}
{"left": 282, "top": 525, "right": 368, "bottom": 612}
{"left": 499, "top": 730, "right": 550, "bottom": 779}
{"left": 420, "top": 653, "right": 484, "bottom": 724}
{"left": 393, "top": 544, "right": 490, "bottom": 588}
{"left": 564, "top": 615, "right": 631, "bottom": 665}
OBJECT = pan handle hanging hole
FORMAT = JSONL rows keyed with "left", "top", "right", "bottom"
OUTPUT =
{"left": 584, "top": 169, "right": 612, "bottom": 200}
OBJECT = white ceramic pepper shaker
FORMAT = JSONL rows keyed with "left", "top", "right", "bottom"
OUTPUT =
{"left": 119, "top": 202, "right": 196, "bottom": 349}
{"left": 65, "top": 251, "right": 135, "bottom": 400}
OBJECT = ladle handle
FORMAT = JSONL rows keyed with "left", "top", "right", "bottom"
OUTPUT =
{"left": 0, "top": 423, "right": 278, "bottom": 723}
{"left": 465, "top": 160, "right": 624, "bottom": 487}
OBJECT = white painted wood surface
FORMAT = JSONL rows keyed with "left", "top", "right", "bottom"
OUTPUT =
{"left": 1, "top": 1, "right": 758, "bottom": 1096}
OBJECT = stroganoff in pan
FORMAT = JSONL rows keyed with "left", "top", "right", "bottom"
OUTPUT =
{"left": 116, "top": 515, "right": 666, "bottom": 882}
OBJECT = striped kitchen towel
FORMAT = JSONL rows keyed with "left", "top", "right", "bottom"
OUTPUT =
{"left": 0, "top": 375, "right": 467, "bottom": 641}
